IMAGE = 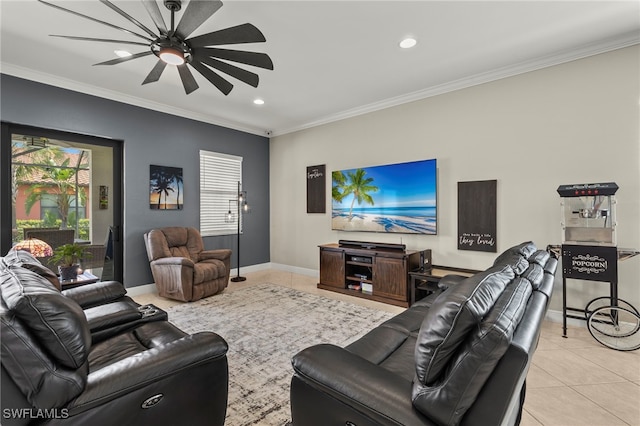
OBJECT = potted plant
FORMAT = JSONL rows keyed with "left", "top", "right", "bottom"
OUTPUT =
{"left": 51, "top": 243, "right": 88, "bottom": 281}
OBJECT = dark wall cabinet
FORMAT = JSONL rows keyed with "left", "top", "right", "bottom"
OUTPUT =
{"left": 318, "top": 243, "right": 421, "bottom": 307}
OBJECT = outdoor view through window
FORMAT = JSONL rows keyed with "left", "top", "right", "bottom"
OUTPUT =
{"left": 11, "top": 134, "right": 91, "bottom": 244}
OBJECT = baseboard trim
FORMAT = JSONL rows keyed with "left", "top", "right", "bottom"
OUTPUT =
{"left": 269, "top": 263, "right": 319, "bottom": 278}
{"left": 125, "top": 283, "right": 157, "bottom": 297}
{"left": 229, "top": 262, "right": 271, "bottom": 277}
{"left": 545, "top": 308, "right": 586, "bottom": 328}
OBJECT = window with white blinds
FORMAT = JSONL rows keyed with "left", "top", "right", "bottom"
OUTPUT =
{"left": 200, "top": 150, "right": 242, "bottom": 236}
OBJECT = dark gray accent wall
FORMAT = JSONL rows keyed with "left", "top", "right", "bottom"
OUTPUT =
{"left": 1, "top": 74, "right": 270, "bottom": 287}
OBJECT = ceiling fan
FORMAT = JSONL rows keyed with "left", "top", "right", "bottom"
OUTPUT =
{"left": 38, "top": 0, "right": 274, "bottom": 95}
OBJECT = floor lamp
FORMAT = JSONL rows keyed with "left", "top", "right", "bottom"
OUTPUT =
{"left": 227, "top": 181, "right": 249, "bottom": 282}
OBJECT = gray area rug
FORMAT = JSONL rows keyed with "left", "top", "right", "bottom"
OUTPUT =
{"left": 166, "top": 283, "right": 395, "bottom": 426}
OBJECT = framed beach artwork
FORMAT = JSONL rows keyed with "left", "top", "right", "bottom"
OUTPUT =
{"left": 331, "top": 159, "right": 437, "bottom": 234}
{"left": 149, "top": 164, "right": 183, "bottom": 210}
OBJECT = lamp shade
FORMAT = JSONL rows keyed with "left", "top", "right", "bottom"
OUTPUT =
{"left": 13, "top": 238, "right": 53, "bottom": 257}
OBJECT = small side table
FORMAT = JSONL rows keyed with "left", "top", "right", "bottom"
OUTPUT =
{"left": 60, "top": 270, "right": 99, "bottom": 289}
{"left": 409, "top": 266, "right": 480, "bottom": 306}
{"left": 409, "top": 269, "right": 439, "bottom": 306}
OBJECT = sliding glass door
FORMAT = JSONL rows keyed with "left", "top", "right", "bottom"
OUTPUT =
{"left": 1, "top": 123, "right": 123, "bottom": 282}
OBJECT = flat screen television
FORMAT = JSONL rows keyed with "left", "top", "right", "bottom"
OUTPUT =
{"left": 331, "top": 159, "right": 437, "bottom": 234}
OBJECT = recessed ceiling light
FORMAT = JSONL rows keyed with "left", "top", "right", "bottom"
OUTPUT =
{"left": 399, "top": 38, "right": 417, "bottom": 49}
{"left": 114, "top": 50, "right": 132, "bottom": 58}
{"left": 253, "top": 99, "right": 265, "bottom": 105}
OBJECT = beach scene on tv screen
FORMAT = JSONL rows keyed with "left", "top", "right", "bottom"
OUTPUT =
{"left": 332, "top": 159, "right": 437, "bottom": 234}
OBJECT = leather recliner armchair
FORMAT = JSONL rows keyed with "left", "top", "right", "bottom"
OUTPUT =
{"left": 144, "top": 227, "right": 231, "bottom": 302}
{"left": 1, "top": 251, "right": 229, "bottom": 426}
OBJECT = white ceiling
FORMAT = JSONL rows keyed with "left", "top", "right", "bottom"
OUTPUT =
{"left": 1, "top": 1, "right": 639, "bottom": 137}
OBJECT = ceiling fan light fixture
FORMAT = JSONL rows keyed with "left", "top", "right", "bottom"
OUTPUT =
{"left": 159, "top": 47, "right": 185, "bottom": 65}
{"left": 253, "top": 98, "right": 265, "bottom": 105}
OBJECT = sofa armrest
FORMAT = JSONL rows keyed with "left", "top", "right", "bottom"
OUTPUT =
{"left": 69, "top": 332, "right": 228, "bottom": 413}
{"left": 84, "top": 301, "right": 142, "bottom": 332}
{"left": 151, "top": 256, "right": 195, "bottom": 268}
{"left": 437, "top": 274, "right": 467, "bottom": 291}
{"left": 292, "top": 344, "right": 432, "bottom": 426}
{"left": 62, "top": 281, "right": 127, "bottom": 308}
{"left": 199, "top": 249, "right": 232, "bottom": 262}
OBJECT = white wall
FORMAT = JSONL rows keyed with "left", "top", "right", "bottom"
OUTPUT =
{"left": 270, "top": 46, "right": 640, "bottom": 312}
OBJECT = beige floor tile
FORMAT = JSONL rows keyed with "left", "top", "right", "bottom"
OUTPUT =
{"left": 133, "top": 292, "right": 182, "bottom": 310}
{"left": 533, "top": 349, "right": 626, "bottom": 386}
{"left": 527, "top": 364, "right": 566, "bottom": 389}
{"left": 569, "top": 347, "right": 640, "bottom": 383}
{"left": 572, "top": 381, "right": 640, "bottom": 425}
{"left": 525, "top": 387, "right": 627, "bottom": 426}
{"left": 535, "top": 334, "right": 563, "bottom": 351}
{"left": 541, "top": 324, "right": 604, "bottom": 351}
{"left": 520, "top": 409, "right": 543, "bottom": 426}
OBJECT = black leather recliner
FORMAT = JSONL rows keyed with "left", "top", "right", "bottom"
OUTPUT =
{"left": 291, "top": 242, "right": 558, "bottom": 426}
{"left": 1, "top": 250, "right": 229, "bottom": 426}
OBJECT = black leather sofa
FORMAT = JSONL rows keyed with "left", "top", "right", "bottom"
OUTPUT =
{"left": 1, "top": 250, "right": 229, "bottom": 426}
{"left": 291, "top": 242, "right": 557, "bottom": 426}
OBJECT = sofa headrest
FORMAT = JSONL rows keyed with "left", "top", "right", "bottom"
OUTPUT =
{"left": 521, "top": 263, "right": 545, "bottom": 290}
{"left": 1, "top": 266, "right": 90, "bottom": 369}
{"left": 493, "top": 241, "right": 537, "bottom": 266}
{"left": 2, "top": 249, "right": 61, "bottom": 290}
{"left": 528, "top": 249, "right": 550, "bottom": 267}
{"left": 414, "top": 264, "right": 515, "bottom": 385}
{"left": 495, "top": 253, "right": 530, "bottom": 275}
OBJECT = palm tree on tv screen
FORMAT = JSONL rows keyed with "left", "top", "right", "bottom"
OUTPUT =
{"left": 342, "top": 168, "right": 379, "bottom": 220}
{"left": 332, "top": 171, "right": 347, "bottom": 202}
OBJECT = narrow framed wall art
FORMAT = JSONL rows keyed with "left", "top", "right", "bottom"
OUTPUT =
{"left": 307, "top": 164, "right": 326, "bottom": 213}
{"left": 458, "top": 179, "right": 497, "bottom": 252}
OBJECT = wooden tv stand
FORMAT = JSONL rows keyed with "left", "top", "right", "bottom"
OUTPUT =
{"left": 318, "top": 241, "right": 423, "bottom": 308}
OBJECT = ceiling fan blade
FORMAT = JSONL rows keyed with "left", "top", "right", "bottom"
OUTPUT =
{"left": 94, "top": 51, "right": 153, "bottom": 66}
{"left": 188, "top": 23, "right": 266, "bottom": 48}
{"left": 142, "top": 0, "right": 167, "bottom": 35}
{"left": 37, "top": 0, "right": 153, "bottom": 42}
{"left": 142, "top": 60, "right": 167, "bottom": 85}
{"left": 177, "top": 64, "right": 199, "bottom": 95}
{"left": 190, "top": 62, "right": 233, "bottom": 95}
{"left": 193, "top": 56, "right": 258, "bottom": 87}
{"left": 196, "top": 47, "right": 274, "bottom": 70}
{"left": 51, "top": 35, "right": 149, "bottom": 47}
{"left": 99, "top": 0, "right": 158, "bottom": 39}
{"left": 175, "top": 1, "right": 223, "bottom": 40}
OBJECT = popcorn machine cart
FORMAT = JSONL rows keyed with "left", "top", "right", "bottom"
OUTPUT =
{"left": 555, "top": 182, "right": 639, "bottom": 351}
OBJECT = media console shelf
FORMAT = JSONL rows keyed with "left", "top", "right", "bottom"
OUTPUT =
{"left": 318, "top": 241, "right": 425, "bottom": 307}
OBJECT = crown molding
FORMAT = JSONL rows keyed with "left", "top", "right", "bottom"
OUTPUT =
{"left": 2, "top": 31, "right": 638, "bottom": 139}
{"left": 273, "top": 32, "right": 640, "bottom": 137}
{"left": 0, "top": 63, "right": 267, "bottom": 137}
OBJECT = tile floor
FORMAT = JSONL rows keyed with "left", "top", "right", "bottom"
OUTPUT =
{"left": 132, "top": 269, "right": 640, "bottom": 426}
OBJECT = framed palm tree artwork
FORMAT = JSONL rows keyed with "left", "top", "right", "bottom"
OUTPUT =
{"left": 331, "top": 159, "right": 437, "bottom": 234}
{"left": 149, "top": 165, "right": 183, "bottom": 210}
